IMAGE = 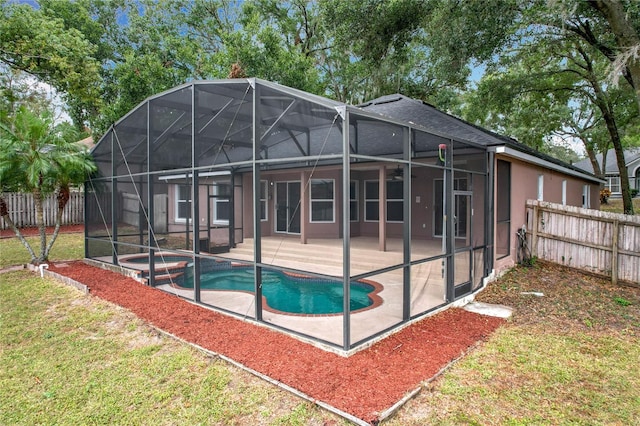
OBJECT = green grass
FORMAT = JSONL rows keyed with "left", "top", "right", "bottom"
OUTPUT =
{"left": 395, "top": 326, "right": 639, "bottom": 425}
{"left": 2, "top": 232, "right": 638, "bottom": 424}
{"left": 601, "top": 197, "right": 640, "bottom": 214}
{"left": 0, "top": 272, "right": 341, "bottom": 425}
{"left": 0, "top": 233, "right": 84, "bottom": 268}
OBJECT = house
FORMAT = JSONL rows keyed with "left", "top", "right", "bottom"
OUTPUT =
{"left": 86, "top": 79, "right": 601, "bottom": 352}
{"left": 573, "top": 148, "right": 640, "bottom": 197}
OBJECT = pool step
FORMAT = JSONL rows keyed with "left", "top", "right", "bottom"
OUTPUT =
{"left": 140, "top": 263, "right": 187, "bottom": 286}
{"left": 153, "top": 272, "right": 184, "bottom": 286}
{"left": 225, "top": 242, "right": 404, "bottom": 276}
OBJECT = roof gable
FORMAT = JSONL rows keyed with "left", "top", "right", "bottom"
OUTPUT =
{"left": 573, "top": 148, "right": 640, "bottom": 175}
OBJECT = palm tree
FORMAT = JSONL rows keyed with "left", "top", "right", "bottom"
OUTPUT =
{"left": 0, "top": 106, "right": 96, "bottom": 264}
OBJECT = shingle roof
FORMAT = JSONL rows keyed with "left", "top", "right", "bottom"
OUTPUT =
{"left": 358, "top": 94, "right": 510, "bottom": 147}
{"left": 573, "top": 148, "right": 640, "bottom": 175}
{"left": 358, "top": 94, "right": 597, "bottom": 179}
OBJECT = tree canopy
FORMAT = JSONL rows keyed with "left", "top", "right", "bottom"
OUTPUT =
{"left": 1, "top": 0, "right": 638, "bottom": 211}
{"left": 0, "top": 106, "right": 96, "bottom": 263}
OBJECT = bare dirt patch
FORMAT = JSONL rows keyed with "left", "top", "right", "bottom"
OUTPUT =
{"left": 476, "top": 260, "right": 640, "bottom": 337}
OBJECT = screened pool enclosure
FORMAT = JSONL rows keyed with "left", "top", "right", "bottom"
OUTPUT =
{"left": 86, "top": 78, "right": 492, "bottom": 351}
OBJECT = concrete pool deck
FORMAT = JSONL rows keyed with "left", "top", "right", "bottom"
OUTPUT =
{"left": 95, "top": 236, "right": 481, "bottom": 351}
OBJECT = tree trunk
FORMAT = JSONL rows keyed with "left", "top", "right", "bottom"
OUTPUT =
{"left": 590, "top": 0, "right": 640, "bottom": 112}
{"left": 585, "top": 145, "right": 603, "bottom": 178}
{"left": 595, "top": 95, "right": 634, "bottom": 214}
{"left": 0, "top": 196, "right": 38, "bottom": 263}
{"left": 44, "top": 187, "right": 69, "bottom": 259}
{"left": 33, "top": 186, "right": 47, "bottom": 264}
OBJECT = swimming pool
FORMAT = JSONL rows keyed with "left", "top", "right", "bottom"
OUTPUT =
{"left": 181, "top": 267, "right": 378, "bottom": 315}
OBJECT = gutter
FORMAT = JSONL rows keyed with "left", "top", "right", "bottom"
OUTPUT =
{"left": 490, "top": 146, "right": 605, "bottom": 184}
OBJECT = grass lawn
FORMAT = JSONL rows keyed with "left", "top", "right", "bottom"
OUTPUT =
{"left": 1, "top": 232, "right": 639, "bottom": 424}
{"left": 601, "top": 197, "right": 640, "bottom": 214}
{"left": 0, "top": 271, "right": 342, "bottom": 426}
{"left": 0, "top": 233, "right": 84, "bottom": 269}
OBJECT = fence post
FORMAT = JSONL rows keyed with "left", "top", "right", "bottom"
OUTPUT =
{"left": 611, "top": 219, "right": 619, "bottom": 285}
{"left": 531, "top": 204, "right": 539, "bottom": 258}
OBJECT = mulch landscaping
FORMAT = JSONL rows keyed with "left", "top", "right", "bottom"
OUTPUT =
{"left": 48, "top": 261, "right": 504, "bottom": 424}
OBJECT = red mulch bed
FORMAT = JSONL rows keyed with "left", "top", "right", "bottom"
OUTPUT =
{"left": 0, "top": 224, "right": 84, "bottom": 238}
{"left": 48, "top": 261, "right": 504, "bottom": 424}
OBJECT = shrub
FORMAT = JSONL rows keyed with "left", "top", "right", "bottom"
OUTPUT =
{"left": 600, "top": 188, "right": 612, "bottom": 204}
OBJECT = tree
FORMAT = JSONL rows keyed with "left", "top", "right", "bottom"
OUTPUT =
{"left": 318, "top": 0, "right": 466, "bottom": 107}
{"left": 0, "top": 2, "right": 103, "bottom": 130}
{"left": 0, "top": 106, "right": 96, "bottom": 264}
{"left": 413, "top": 1, "right": 640, "bottom": 213}
{"left": 464, "top": 28, "right": 637, "bottom": 181}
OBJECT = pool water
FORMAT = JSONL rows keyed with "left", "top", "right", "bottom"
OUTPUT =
{"left": 183, "top": 267, "right": 374, "bottom": 315}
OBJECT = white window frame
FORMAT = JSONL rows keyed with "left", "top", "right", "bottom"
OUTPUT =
{"left": 386, "top": 180, "right": 403, "bottom": 223}
{"left": 607, "top": 176, "right": 621, "bottom": 194}
{"left": 260, "top": 180, "right": 268, "bottom": 221}
{"left": 364, "top": 180, "right": 379, "bottom": 222}
{"left": 562, "top": 180, "right": 567, "bottom": 205}
{"left": 213, "top": 182, "right": 230, "bottom": 225}
{"left": 537, "top": 174, "right": 544, "bottom": 201}
{"left": 309, "top": 179, "right": 335, "bottom": 223}
{"left": 174, "top": 184, "right": 191, "bottom": 223}
{"left": 583, "top": 185, "right": 591, "bottom": 209}
{"left": 350, "top": 180, "right": 359, "bottom": 222}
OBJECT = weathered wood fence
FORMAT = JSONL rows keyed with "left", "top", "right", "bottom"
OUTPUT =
{"left": 0, "top": 192, "right": 84, "bottom": 229}
{"left": 526, "top": 199, "right": 640, "bottom": 285}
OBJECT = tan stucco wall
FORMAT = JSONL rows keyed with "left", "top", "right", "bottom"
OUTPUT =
{"left": 493, "top": 154, "right": 601, "bottom": 273}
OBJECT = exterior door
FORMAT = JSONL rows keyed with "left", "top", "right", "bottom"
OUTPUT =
{"left": 275, "top": 182, "right": 301, "bottom": 234}
{"left": 453, "top": 191, "right": 473, "bottom": 297}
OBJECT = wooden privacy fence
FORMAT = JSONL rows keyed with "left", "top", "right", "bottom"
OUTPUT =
{"left": 526, "top": 199, "right": 640, "bottom": 285}
{"left": 0, "top": 192, "right": 84, "bottom": 230}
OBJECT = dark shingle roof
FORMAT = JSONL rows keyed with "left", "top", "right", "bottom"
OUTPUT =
{"left": 358, "top": 94, "right": 512, "bottom": 147}
{"left": 358, "top": 94, "right": 600, "bottom": 180}
{"left": 573, "top": 148, "right": 640, "bottom": 175}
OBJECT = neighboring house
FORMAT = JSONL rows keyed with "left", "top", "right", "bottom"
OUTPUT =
{"left": 77, "top": 136, "right": 95, "bottom": 150}
{"left": 573, "top": 148, "right": 640, "bottom": 197}
{"left": 86, "top": 79, "right": 601, "bottom": 351}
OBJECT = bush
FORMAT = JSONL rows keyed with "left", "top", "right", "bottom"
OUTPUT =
{"left": 600, "top": 188, "right": 612, "bottom": 204}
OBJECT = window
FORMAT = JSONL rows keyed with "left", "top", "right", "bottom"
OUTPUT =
{"left": 260, "top": 180, "right": 267, "bottom": 221}
{"left": 607, "top": 176, "right": 621, "bottom": 193}
{"left": 537, "top": 175, "right": 544, "bottom": 201}
{"left": 214, "top": 183, "right": 230, "bottom": 224}
{"left": 365, "top": 180, "right": 404, "bottom": 222}
{"left": 175, "top": 184, "right": 191, "bottom": 222}
{"left": 386, "top": 180, "right": 403, "bottom": 222}
{"left": 562, "top": 180, "right": 567, "bottom": 205}
{"left": 350, "top": 181, "right": 358, "bottom": 222}
{"left": 365, "top": 180, "right": 379, "bottom": 221}
{"left": 582, "top": 185, "right": 591, "bottom": 208}
{"left": 310, "top": 179, "right": 334, "bottom": 222}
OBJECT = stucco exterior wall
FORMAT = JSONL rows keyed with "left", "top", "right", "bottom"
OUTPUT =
{"left": 493, "top": 154, "right": 601, "bottom": 273}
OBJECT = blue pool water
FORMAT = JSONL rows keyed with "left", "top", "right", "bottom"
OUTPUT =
{"left": 183, "top": 267, "right": 375, "bottom": 315}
